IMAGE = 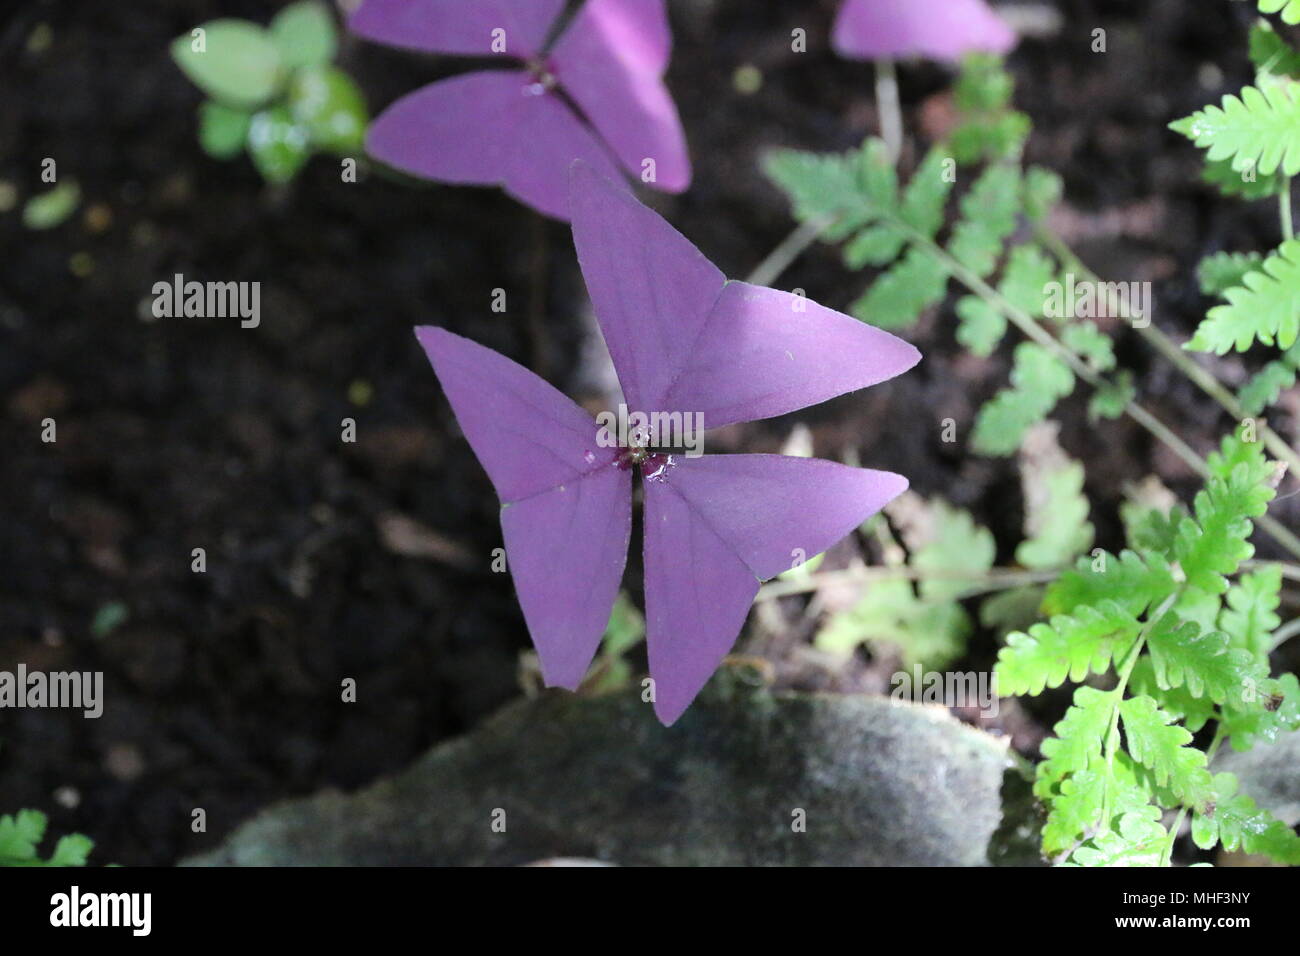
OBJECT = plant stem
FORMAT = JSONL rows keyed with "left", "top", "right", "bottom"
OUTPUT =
{"left": 1160, "top": 724, "right": 1226, "bottom": 867}
{"left": 1271, "top": 615, "right": 1300, "bottom": 651}
{"left": 754, "top": 565, "right": 1057, "bottom": 602}
{"left": 1242, "top": 558, "right": 1300, "bottom": 585}
{"left": 904, "top": 223, "right": 1300, "bottom": 562}
{"left": 875, "top": 58, "right": 903, "bottom": 166}
{"left": 1099, "top": 591, "right": 1179, "bottom": 833}
{"left": 1282, "top": 177, "right": 1294, "bottom": 241}
{"left": 745, "top": 214, "right": 836, "bottom": 287}
{"left": 1036, "top": 227, "right": 1300, "bottom": 479}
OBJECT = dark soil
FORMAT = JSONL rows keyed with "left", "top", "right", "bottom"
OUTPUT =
{"left": 0, "top": 0, "right": 1296, "bottom": 865}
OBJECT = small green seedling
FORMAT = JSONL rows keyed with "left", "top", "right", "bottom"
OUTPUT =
{"left": 171, "top": 1, "right": 367, "bottom": 184}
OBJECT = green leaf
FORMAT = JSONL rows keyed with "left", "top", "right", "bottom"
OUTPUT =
{"left": 912, "top": 499, "right": 998, "bottom": 601}
{"left": 1042, "top": 770, "right": 1107, "bottom": 856}
{"left": 955, "top": 295, "right": 1006, "bottom": 356}
{"left": 1016, "top": 450, "right": 1093, "bottom": 571}
{"left": 246, "top": 106, "right": 313, "bottom": 184}
{"left": 898, "top": 149, "right": 955, "bottom": 238}
{"left": 816, "top": 498, "right": 992, "bottom": 670}
{"left": 1088, "top": 370, "right": 1135, "bottom": 421}
{"left": 997, "top": 244, "right": 1055, "bottom": 317}
{"left": 763, "top": 141, "right": 895, "bottom": 240}
{"left": 198, "top": 101, "right": 253, "bottom": 159}
{"left": 1201, "top": 156, "right": 1284, "bottom": 200}
{"left": 47, "top": 834, "right": 94, "bottom": 867}
{"left": 21, "top": 181, "right": 80, "bottom": 230}
{"left": 815, "top": 578, "right": 971, "bottom": 670}
{"left": 270, "top": 0, "right": 337, "bottom": 70}
{"left": 954, "top": 53, "right": 1015, "bottom": 112}
{"left": 1238, "top": 358, "right": 1297, "bottom": 415}
{"left": 1170, "top": 81, "right": 1300, "bottom": 178}
{"left": 602, "top": 591, "right": 645, "bottom": 657}
{"left": 948, "top": 164, "right": 1022, "bottom": 278}
{"left": 995, "top": 600, "right": 1139, "bottom": 696}
{"left": 1035, "top": 685, "right": 1112, "bottom": 799}
{"left": 0, "top": 810, "right": 46, "bottom": 864}
{"left": 1192, "top": 772, "right": 1300, "bottom": 862}
{"left": 1023, "top": 167, "right": 1063, "bottom": 223}
{"left": 1173, "top": 465, "right": 1276, "bottom": 594}
{"left": 1250, "top": 18, "right": 1300, "bottom": 77}
{"left": 843, "top": 224, "right": 906, "bottom": 269}
{"left": 947, "top": 55, "right": 1030, "bottom": 164}
{"left": 1260, "top": 0, "right": 1300, "bottom": 28}
{"left": 1067, "top": 808, "right": 1169, "bottom": 866}
{"left": 1188, "top": 238, "right": 1300, "bottom": 352}
{"left": 1044, "top": 549, "right": 1177, "bottom": 618}
{"left": 171, "top": 20, "right": 285, "bottom": 109}
{"left": 1128, "top": 657, "right": 1217, "bottom": 733}
{"left": 1206, "top": 425, "right": 1274, "bottom": 485}
{"left": 288, "top": 66, "right": 368, "bottom": 153}
{"left": 1121, "top": 502, "right": 1186, "bottom": 557}
{"left": 1062, "top": 323, "right": 1117, "bottom": 372}
{"left": 851, "top": 245, "right": 949, "bottom": 329}
{"left": 588, "top": 591, "right": 645, "bottom": 693}
{"left": 1119, "top": 694, "right": 1214, "bottom": 808}
{"left": 1221, "top": 673, "right": 1300, "bottom": 750}
{"left": 1199, "top": 253, "right": 1267, "bottom": 298}
{"left": 971, "top": 343, "right": 1074, "bottom": 456}
{"left": 1145, "top": 614, "right": 1267, "bottom": 706}
{"left": 0, "top": 810, "right": 92, "bottom": 867}
{"left": 1219, "top": 565, "right": 1282, "bottom": 659}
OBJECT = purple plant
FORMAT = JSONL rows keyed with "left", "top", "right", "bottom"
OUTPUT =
{"left": 349, "top": 0, "right": 690, "bottom": 220}
{"left": 831, "top": 0, "right": 1018, "bottom": 164}
{"left": 832, "top": 0, "right": 1016, "bottom": 63}
{"left": 415, "top": 163, "right": 920, "bottom": 724}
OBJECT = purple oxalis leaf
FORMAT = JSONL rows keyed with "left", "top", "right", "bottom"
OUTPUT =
{"left": 833, "top": 0, "right": 1017, "bottom": 63}
{"left": 351, "top": 0, "right": 691, "bottom": 219}
{"left": 415, "top": 165, "right": 920, "bottom": 725}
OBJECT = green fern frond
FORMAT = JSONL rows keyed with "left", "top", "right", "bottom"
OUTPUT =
{"left": 1192, "top": 771, "right": 1300, "bottom": 863}
{"left": 1145, "top": 614, "right": 1267, "bottom": 706}
{"left": 948, "top": 164, "right": 1022, "bottom": 279}
{"left": 1043, "top": 550, "right": 1177, "bottom": 618}
{"left": 1221, "top": 673, "right": 1300, "bottom": 750}
{"left": 972, "top": 342, "right": 1074, "bottom": 456}
{"left": 1206, "top": 425, "right": 1274, "bottom": 485}
{"left": 997, "top": 243, "right": 1055, "bottom": 317}
{"left": 955, "top": 295, "right": 1006, "bottom": 356}
{"left": 1034, "top": 686, "right": 1112, "bottom": 798}
{"left": 995, "top": 600, "right": 1139, "bottom": 696}
{"left": 1022, "top": 167, "right": 1063, "bottom": 223}
{"left": 1197, "top": 251, "right": 1267, "bottom": 296}
{"left": 1170, "top": 81, "right": 1300, "bottom": 178}
{"left": 1187, "top": 238, "right": 1300, "bottom": 353}
{"left": 1251, "top": 18, "right": 1300, "bottom": 77}
{"left": 1066, "top": 808, "right": 1169, "bottom": 867}
{"left": 1016, "top": 457, "right": 1093, "bottom": 571}
{"left": 851, "top": 245, "right": 949, "bottom": 328}
{"left": 899, "top": 149, "right": 955, "bottom": 238}
{"left": 1219, "top": 565, "right": 1283, "bottom": 658}
{"left": 1238, "top": 358, "right": 1297, "bottom": 414}
{"left": 1118, "top": 694, "right": 1214, "bottom": 808}
{"left": 1173, "top": 465, "right": 1276, "bottom": 594}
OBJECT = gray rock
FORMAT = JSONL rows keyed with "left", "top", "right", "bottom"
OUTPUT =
{"left": 185, "top": 664, "right": 1014, "bottom": 866}
{"left": 1215, "top": 733, "right": 1300, "bottom": 827}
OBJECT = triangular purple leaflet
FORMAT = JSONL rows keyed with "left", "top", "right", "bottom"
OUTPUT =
{"left": 351, "top": 0, "right": 690, "bottom": 220}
